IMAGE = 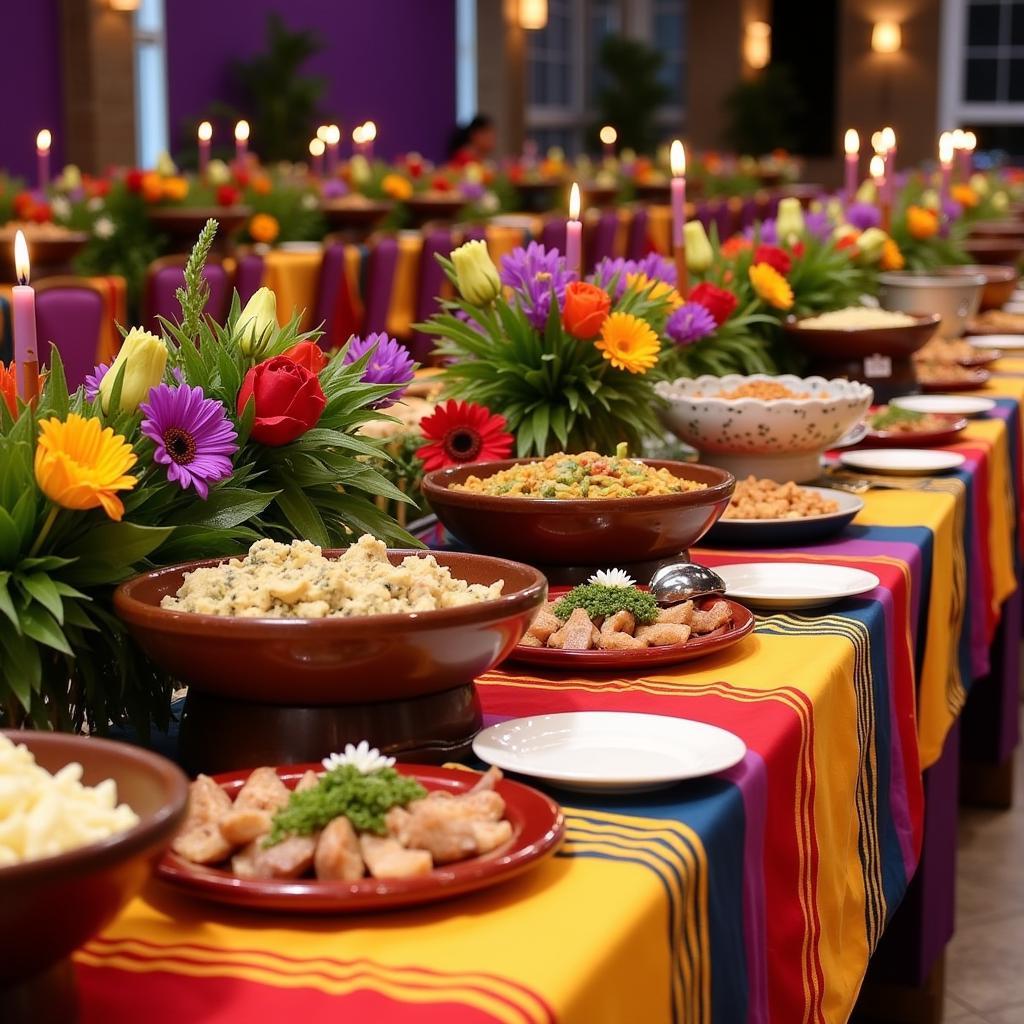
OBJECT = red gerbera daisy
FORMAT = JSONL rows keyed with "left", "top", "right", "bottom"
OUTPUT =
{"left": 416, "top": 399, "right": 514, "bottom": 472}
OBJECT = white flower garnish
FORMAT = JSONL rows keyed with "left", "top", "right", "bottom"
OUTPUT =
{"left": 322, "top": 740, "right": 395, "bottom": 775}
{"left": 588, "top": 568, "right": 637, "bottom": 588}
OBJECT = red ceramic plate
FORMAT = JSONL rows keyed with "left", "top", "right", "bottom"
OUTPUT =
{"left": 958, "top": 349, "right": 1002, "bottom": 367}
{"left": 921, "top": 370, "right": 991, "bottom": 392}
{"left": 509, "top": 593, "right": 754, "bottom": 670}
{"left": 156, "top": 764, "right": 564, "bottom": 913}
{"left": 863, "top": 413, "right": 969, "bottom": 448}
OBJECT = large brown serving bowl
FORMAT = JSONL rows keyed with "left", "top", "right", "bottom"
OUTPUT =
{"left": 783, "top": 311, "right": 940, "bottom": 359}
{"left": 936, "top": 264, "right": 1019, "bottom": 310}
{"left": 961, "top": 237, "right": 1024, "bottom": 266}
{"left": 114, "top": 550, "right": 547, "bottom": 705}
{"left": 422, "top": 459, "right": 735, "bottom": 565}
{"left": 0, "top": 731, "right": 187, "bottom": 989}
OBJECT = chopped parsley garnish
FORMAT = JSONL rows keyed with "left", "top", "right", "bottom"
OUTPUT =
{"left": 553, "top": 583, "right": 660, "bottom": 625}
{"left": 265, "top": 765, "right": 426, "bottom": 845}
{"left": 869, "top": 406, "right": 924, "bottom": 430}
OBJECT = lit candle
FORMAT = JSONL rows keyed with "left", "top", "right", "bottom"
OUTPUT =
{"left": 326, "top": 124, "right": 341, "bottom": 174}
{"left": 870, "top": 153, "right": 889, "bottom": 231}
{"left": 670, "top": 139, "right": 687, "bottom": 293}
{"left": 879, "top": 126, "right": 896, "bottom": 207}
{"left": 952, "top": 128, "right": 967, "bottom": 181}
{"left": 309, "top": 138, "right": 325, "bottom": 177}
{"left": 963, "top": 130, "right": 977, "bottom": 179}
{"left": 363, "top": 121, "right": 377, "bottom": 160}
{"left": 843, "top": 129, "right": 859, "bottom": 201}
{"left": 36, "top": 130, "right": 51, "bottom": 191}
{"left": 316, "top": 124, "right": 330, "bottom": 143}
{"left": 566, "top": 182, "right": 582, "bottom": 276}
{"left": 234, "top": 120, "right": 250, "bottom": 166}
{"left": 12, "top": 231, "right": 39, "bottom": 403}
{"left": 938, "top": 131, "right": 954, "bottom": 200}
{"left": 197, "top": 120, "right": 212, "bottom": 178}
{"left": 599, "top": 125, "right": 617, "bottom": 161}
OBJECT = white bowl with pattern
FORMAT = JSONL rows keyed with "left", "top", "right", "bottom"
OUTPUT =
{"left": 655, "top": 374, "right": 874, "bottom": 483}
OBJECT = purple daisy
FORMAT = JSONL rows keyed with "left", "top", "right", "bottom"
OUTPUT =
{"left": 84, "top": 363, "right": 109, "bottom": 401}
{"left": 499, "top": 242, "right": 575, "bottom": 329}
{"left": 745, "top": 218, "right": 779, "bottom": 244}
{"left": 343, "top": 332, "right": 416, "bottom": 407}
{"left": 666, "top": 302, "right": 717, "bottom": 347}
{"left": 803, "top": 210, "right": 832, "bottom": 241}
{"left": 844, "top": 202, "right": 881, "bottom": 231}
{"left": 631, "top": 252, "right": 678, "bottom": 285}
{"left": 139, "top": 384, "right": 238, "bottom": 500}
{"left": 321, "top": 179, "right": 349, "bottom": 200}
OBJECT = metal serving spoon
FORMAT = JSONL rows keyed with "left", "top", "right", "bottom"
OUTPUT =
{"left": 649, "top": 562, "right": 727, "bottom": 605}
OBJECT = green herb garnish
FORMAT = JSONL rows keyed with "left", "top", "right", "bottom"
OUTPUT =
{"left": 869, "top": 406, "right": 924, "bottom": 430}
{"left": 265, "top": 765, "right": 427, "bottom": 846}
{"left": 553, "top": 583, "right": 660, "bottom": 625}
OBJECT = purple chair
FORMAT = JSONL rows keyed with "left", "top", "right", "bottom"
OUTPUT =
{"left": 460, "top": 224, "right": 487, "bottom": 244}
{"left": 143, "top": 257, "right": 232, "bottom": 331}
{"left": 312, "top": 243, "right": 347, "bottom": 349}
{"left": 410, "top": 227, "right": 454, "bottom": 361}
{"left": 738, "top": 197, "right": 760, "bottom": 232}
{"left": 588, "top": 211, "right": 620, "bottom": 272}
{"left": 626, "top": 207, "right": 649, "bottom": 260}
{"left": 540, "top": 218, "right": 565, "bottom": 253}
{"left": 362, "top": 235, "right": 399, "bottom": 335}
{"left": 34, "top": 281, "right": 106, "bottom": 390}
{"left": 235, "top": 252, "right": 265, "bottom": 305}
{"left": 695, "top": 200, "right": 714, "bottom": 232}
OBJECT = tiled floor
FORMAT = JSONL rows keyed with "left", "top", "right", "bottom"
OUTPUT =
{"left": 944, "top": 751, "right": 1024, "bottom": 1022}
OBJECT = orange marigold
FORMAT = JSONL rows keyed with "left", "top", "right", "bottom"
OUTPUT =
{"left": 906, "top": 205, "right": 938, "bottom": 240}
{"left": 249, "top": 213, "right": 280, "bottom": 244}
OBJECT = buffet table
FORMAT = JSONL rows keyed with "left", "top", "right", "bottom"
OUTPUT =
{"left": 72, "top": 376, "right": 1023, "bottom": 1024}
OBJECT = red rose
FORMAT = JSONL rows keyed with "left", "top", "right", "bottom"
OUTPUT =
{"left": 237, "top": 355, "right": 326, "bottom": 446}
{"left": 562, "top": 281, "right": 611, "bottom": 339}
{"left": 752, "top": 244, "right": 791, "bottom": 276}
{"left": 688, "top": 282, "right": 738, "bottom": 326}
{"left": 282, "top": 340, "right": 329, "bottom": 374}
{"left": 13, "top": 192, "right": 35, "bottom": 219}
{"left": 216, "top": 184, "right": 241, "bottom": 206}
{"left": 791, "top": 240, "right": 806, "bottom": 259}
{"left": 30, "top": 202, "right": 52, "bottom": 224}
{"left": 431, "top": 175, "right": 453, "bottom": 192}
{"left": 234, "top": 170, "right": 250, "bottom": 189}
{"left": 124, "top": 169, "right": 144, "bottom": 193}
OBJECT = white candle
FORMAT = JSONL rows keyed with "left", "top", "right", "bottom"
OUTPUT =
{"left": 197, "top": 121, "right": 212, "bottom": 177}
{"left": 12, "top": 231, "right": 38, "bottom": 402}
{"left": 844, "top": 129, "right": 859, "bottom": 201}
{"left": 36, "top": 129, "right": 51, "bottom": 191}
{"left": 234, "top": 120, "right": 250, "bottom": 165}
{"left": 566, "top": 182, "right": 582, "bottom": 275}
{"left": 363, "top": 121, "right": 377, "bottom": 160}
{"left": 309, "top": 138, "right": 325, "bottom": 177}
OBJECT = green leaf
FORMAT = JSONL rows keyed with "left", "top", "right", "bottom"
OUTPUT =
{"left": 167, "top": 487, "right": 277, "bottom": 529}
{"left": 62, "top": 523, "right": 174, "bottom": 585}
{"left": 0, "top": 573, "right": 20, "bottom": 631}
{"left": 275, "top": 482, "right": 329, "bottom": 546}
{"left": 19, "top": 602, "right": 71, "bottom": 655}
{"left": 0, "top": 509, "right": 21, "bottom": 565}
{"left": 0, "top": 622, "right": 39, "bottom": 709}
{"left": 17, "top": 572, "right": 65, "bottom": 624}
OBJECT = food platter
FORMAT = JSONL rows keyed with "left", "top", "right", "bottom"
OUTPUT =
{"left": 861, "top": 408, "right": 968, "bottom": 448}
{"left": 473, "top": 712, "right": 748, "bottom": 793}
{"left": 891, "top": 394, "right": 996, "bottom": 417}
{"left": 156, "top": 764, "right": 564, "bottom": 913}
{"left": 920, "top": 368, "right": 990, "bottom": 392}
{"left": 715, "top": 561, "right": 880, "bottom": 609}
{"left": 704, "top": 486, "right": 863, "bottom": 546}
{"left": 968, "top": 334, "right": 1024, "bottom": 350}
{"left": 508, "top": 591, "right": 754, "bottom": 669}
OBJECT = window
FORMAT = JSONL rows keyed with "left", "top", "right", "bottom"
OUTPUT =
{"left": 133, "top": 0, "right": 169, "bottom": 168}
{"left": 456, "top": 0, "right": 478, "bottom": 123}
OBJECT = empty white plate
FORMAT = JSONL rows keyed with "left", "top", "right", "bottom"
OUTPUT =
{"left": 838, "top": 448, "right": 965, "bottom": 475}
{"left": 1001, "top": 303, "right": 1024, "bottom": 315}
{"left": 473, "top": 712, "right": 747, "bottom": 793}
{"left": 967, "top": 334, "right": 1024, "bottom": 351}
{"left": 715, "top": 561, "right": 880, "bottom": 609}
{"left": 892, "top": 394, "right": 996, "bottom": 417}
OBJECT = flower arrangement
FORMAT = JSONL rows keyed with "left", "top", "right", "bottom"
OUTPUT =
{"left": 0, "top": 220, "right": 414, "bottom": 734}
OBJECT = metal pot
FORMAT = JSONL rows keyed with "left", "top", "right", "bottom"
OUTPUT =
{"left": 877, "top": 270, "right": 987, "bottom": 339}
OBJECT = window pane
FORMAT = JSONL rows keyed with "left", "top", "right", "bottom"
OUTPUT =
{"left": 1012, "top": 1, "right": 1024, "bottom": 44}
{"left": 966, "top": 56, "right": 999, "bottom": 100}
{"left": 968, "top": 2, "right": 1002, "bottom": 46}
{"left": 1009, "top": 57, "right": 1024, "bottom": 100}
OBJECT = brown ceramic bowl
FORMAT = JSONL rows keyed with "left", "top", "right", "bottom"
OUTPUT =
{"left": 147, "top": 206, "right": 252, "bottom": 241}
{"left": 320, "top": 197, "right": 394, "bottom": 231}
{"left": 961, "top": 237, "right": 1024, "bottom": 265}
{"left": 966, "top": 220, "right": 1024, "bottom": 239}
{"left": 936, "top": 264, "right": 1019, "bottom": 310}
{"left": 0, "top": 730, "right": 188, "bottom": 986}
{"left": 421, "top": 459, "right": 735, "bottom": 565}
{"left": 114, "top": 550, "right": 547, "bottom": 705}
{"left": 783, "top": 312, "right": 940, "bottom": 359}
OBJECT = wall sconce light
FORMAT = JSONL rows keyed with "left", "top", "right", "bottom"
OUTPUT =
{"left": 108, "top": 0, "right": 140, "bottom": 10}
{"left": 871, "top": 20, "right": 902, "bottom": 54}
{"left": 519, "top": 0, "right": 548, "bottom": 31}
{"left": 744, "top": 21, "right": 772, "bottom": 70}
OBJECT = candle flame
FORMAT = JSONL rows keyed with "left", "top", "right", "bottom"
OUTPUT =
{"left": 363, "top": 121, "right": 377, "bottom": 142}
{"left": 316, "top": 125, "right": 330, "bottom": 141}
{"left": 234, "top": 120, "right": 250, "bottom": 142}
{"left": 14, "top": 230, "right": 30, "bottom": 285}
{"left": 670, "top": 139, "right": 686, "bottom": 177}
{"left": 870, "top": 130, "right": 883, "bottom": 153}
{"left": 844, "top": 128, "right": 859, "bottom": 155}
{"left": 939, "top": 131, "right": 954, "bottom": 165}
{"left": 599, "top": 125, "right": 617, "bottom": 145}
{"left": 569, "top": 182, "right": 581, "bottom": 220}
{"left": 36, "top": 129, "right": 51, "bottom": 153}
{"left": 326, "top": 124, "right": 341, "bottom": 145}
{"left": 309, "top": 138, "right": 325, "bottom": 157}
{"left": 197, "top": 120, "right": 212, "bottom": 142}
{"left": 869, "top": 154, "right": 885, "bottom": 181}
{"left": 964, "top": 130, "right": 977, "bottom": 151}
{"left": 880, "top": 126, "right": 895, "bottom": 151}
{"left": 952, "top": 128, "right": 966, "bottom": 149}
{"left": 352, "top": 124, "right": 365, "bottom": 144}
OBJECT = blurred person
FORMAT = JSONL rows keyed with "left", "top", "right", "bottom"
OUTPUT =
{"left": 448, "top": 114, "right": 497, "bottom": 166}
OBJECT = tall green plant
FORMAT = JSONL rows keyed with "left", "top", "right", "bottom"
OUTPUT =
{"left": 723, "top": 66, "right": 804, "bottom": 155}
{"left": 593, "top": 36, "right": 672, "bottom": 155}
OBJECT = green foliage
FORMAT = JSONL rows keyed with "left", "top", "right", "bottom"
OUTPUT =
{"left": 593, "top": 35, "right": 672, "bottom": 155}
{"left": 723, "top": 67, "right": 804, "bottom": 155}
{"left": 553, "top": 584, "right": 660, "bottom": 625}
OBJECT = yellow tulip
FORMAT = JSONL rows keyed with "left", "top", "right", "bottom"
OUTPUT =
{"left": 99, "top": 327, "right": 168, "bottom": 413}
{"left": 206, "top": 159, "right": 231, "bottom": 186}
{"left": 855, "top": 179, "right": 877, "bottom": 204}
{"left": 451, "top": 240, "right": 502, "bottom": 305}
{"left": 349, "top": 155, "right": 372, "bottom": 186}
{"left": 856, "top": 227, "right": 889, "bottom": 262}
{"left": 232, "top": 287, "right": 279, "bottom": 355}
{"left": 775, "top": 197, "right": 805, "bottom": 242}
{"left": 683, "top": 220, "right": 714, "bottom": 274}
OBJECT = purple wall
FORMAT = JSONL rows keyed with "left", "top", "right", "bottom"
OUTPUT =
{"left": 165, "top": 0, "right": 457, "bottom": 163}
{"left": 0, "top": 0, "right": 63, "bottom": 182}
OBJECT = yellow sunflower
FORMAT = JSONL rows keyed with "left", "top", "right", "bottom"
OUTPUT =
{"left": 625, "top": 272, "right": 685, "bottom": 311}
{"left": 595, "top": 312, "right": 660, "bottom": 374}
{"left": 34, "top": 414, "right": 138, "bottom": 521}
{"left": 748, "top": 262, "right": 794, "bottom": 310}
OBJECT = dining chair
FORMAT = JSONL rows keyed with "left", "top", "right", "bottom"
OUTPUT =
{"left": 143, "top": 255, "right": 232, "bottom": 331}
{"left": 588, "top": 211, "right": 620, "bottom": 271}
{"left": 540, "top": 218, "right": 565, "bottom": 254}
{"left": 410, "top": 226, "right": 454, "bottom": 361}
{"left": 362, "top": 234, "right": 400, "bottom": 335}
{"left": 626, "top": 207, "right": 650, "bottom": 260}
{"left": 234, "top": 251, "right": 265, "bottom": 305}
{"left": 34, "top": 277, "right": 111, "bottom": 389}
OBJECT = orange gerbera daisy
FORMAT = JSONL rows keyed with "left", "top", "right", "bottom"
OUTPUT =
{"left": 595, "top": 312, "right": 660, "bottom": 374}
{"left": 748, "top": 262, "right": 794, "bottom": 310}
{"left": 248, "top": 213, "right": 280, "bottom": 244}
{"left": 0, "top": 361, "right": 16, "bottom": 418}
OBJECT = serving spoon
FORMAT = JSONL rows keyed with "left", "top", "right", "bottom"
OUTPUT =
{"left": 650, "top": 562, "right": 727, "bottom": 605}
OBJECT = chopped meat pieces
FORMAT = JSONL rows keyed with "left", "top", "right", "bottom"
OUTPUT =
{"left": 314, "top": 817, "right": 366, "bottom": 882}
{"left": 359, "top": 835, "right": 433, "bottom": 879}
{"left": 171, "top": 774, "right": 234, "bottom": 865}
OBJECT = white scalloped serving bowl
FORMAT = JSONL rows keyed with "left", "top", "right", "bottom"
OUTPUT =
{"left": 655, "top": 374, "right": 874, "bottom": 483}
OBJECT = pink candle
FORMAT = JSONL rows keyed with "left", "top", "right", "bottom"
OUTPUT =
{"left": 363, "top": 121, "right": 377, "bottom": 161}
{"left": 326, "top": 125, "right": 340, "bottom": 174}
{"left": 12, "top": 231, "right": 38, "bottom": 402}
{"left": 670, "top": 139, "right": 686, "bottom": 248}
{"left": 309, "top": 138, "right": 325, "bottom": 177}
{"left": 938, "top": 132, "right": 954, "bottom": 201}
{"left": 234, "top": 120, "right": 249, "bottom": 166}
{"left": 35, "top": 130, "right": 51, "bottom": 191}
{"left": 197, "top": 121, "right": 212, "bottom": 178}
{"left": 566, "top": 183, "right": 582, "bottom": 275}
{"left": 843, "top": 130, "right": 859, "bottom": 200}
{"left": 963, "top": 131, "right": 977, "bottom": 179}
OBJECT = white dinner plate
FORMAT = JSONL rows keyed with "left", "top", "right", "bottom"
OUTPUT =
{"left": 715, "top": 561, "right": 880, "bottom": 609}
{"left": 891, "top": 394, "right": 996, "bottom": 417}
{"left": 967, "top": 334, "right": 1024, "bottom": 351}
{"left": 838, "top": 449, "right": 965, "bottom": 475}
{"left": 1001, "top": 302, "right": 1024, "bottom": 315}
{"left": 473, "top": 712, "right": 747, "bottom": 793}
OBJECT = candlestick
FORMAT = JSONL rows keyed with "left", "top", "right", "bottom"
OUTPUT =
{"left": 566, "top": 182, "right": 582, "bottom": 276}
{"left": 952, "top": 129, "right": 967, "bottom": 181}
{"left": 35, "top": 129, "right": 51, "bottom": 192}
{"left": 670, "top": 140, "right": 687, "bottom": 294}
{"left": 309, "top": 138, "right": 325, "bottom": 177}
{"left": 870, "top": 154, "right": 889, "bottom": 232}
{"left": 843, "top": 129, "right": 859, "bottom": 201}
{"left": 363, "top": 121, "right": 377, "bottom": 160}
{"left": 879, "top": 126, "right": 896, "bottom": 208}
{"left": 938, "top": 131, "right": 954, "bottom": 200}
{"left": 599, "top": 125, "right": 617, "bottom": 161}
{"left": 351, "top": 124, "right": 364, "bottom": 159}
{"left": 963, "top": 130, "right": 977, "bottom": 179}
{"left": 12, "top": 231, "right": 39, "bottom": 403}
{"left": 324, "top": 124, "right": 340, "bottom": 174}
{"left": 234, "top": 120, "right": 250, "bottom": 167}
{"left": 197, "top": 121, "right": 212, "bottom": 178}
